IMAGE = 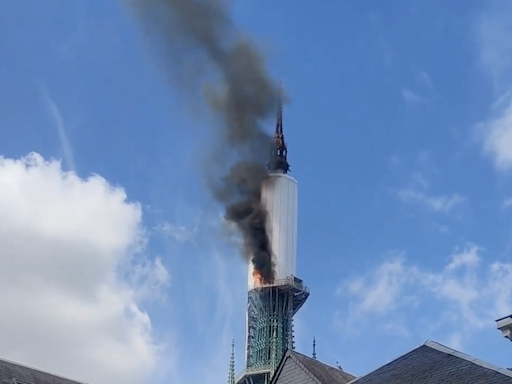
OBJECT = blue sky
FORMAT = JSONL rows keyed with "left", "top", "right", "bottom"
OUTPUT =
{"left": 2, "top": 0, "right": 512, "bottom": 383}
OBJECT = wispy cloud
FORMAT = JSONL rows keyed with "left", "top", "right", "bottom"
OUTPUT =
{"left": 40, "top": 85, "right": 76, "bottom": 171}
{"left": 401, "top": 70, "right": 434, "bottom": 105}
{"left": 475, "top": 1, "right": 512, "bottom": 171}
{"left": 398, "top": 188, "right": 465, "bottom": 213}
{"left": 433, "top": 222, "right": 450, "bottom": 234}
{"left": 417, "top": 71, "right": 434, "bottom": 89}
{"left": 401, "top": 88, "right": 426, "bottom": 104}
{"left": 503, "top": 197, "right": 512, "bottom": 209}
{"left": 130, "top": 257, "right": 171, "bottom": 303}
{"left": 478, "top": 94, "right": 512, "bottom": 172}
{"left": 477, "top": 1, "right": 512, "bottom": 92}
{"left": 175, "top": 245, "right": 246, "bottom": 384}
{"left": 396, "top": 173, "right": 465, "bottom": 214}
{"left": 153, "top": 211, "right": 246, "bottom": 383}
{"left": 339, "top": 245, "right": 512, "bottom": 347}
{"left": 155, "top": 221, "right": 198, "bottom": 243}
{"left": 341, "top": 253, "right": 418, "bottom": 316}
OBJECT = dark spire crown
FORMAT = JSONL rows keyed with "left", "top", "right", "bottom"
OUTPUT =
{"left": 268, "top": 81, "right": 290, "bottom": 174}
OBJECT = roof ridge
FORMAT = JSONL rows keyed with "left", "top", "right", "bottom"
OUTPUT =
{"left": 346, "top": 341, "right": 428, "bottom": 384}
{"left": 290, "top": 350, "right": 350, "bottom": 373}
{"left": 286, "top": 351, "right": 322, "bottom": 384}
{"left": 289, "top": 350, "right": 355, "bottom": 383}
{"left": 290, "top": 351, "right": 334, "bottom": 366}
{"left": 424, "top": 340, "right": 512, "bottom": 378}
{"left": 0, "top": 357, "right": 89, "bottom": 384}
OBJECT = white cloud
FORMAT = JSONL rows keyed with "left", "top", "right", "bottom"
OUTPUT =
{"left": 343, "top": 254, "right": 419, "bottom": 316}
{"left": 434, "top": 222, "right": 450, "bottom": 234}
{"left": 40, "top": 85, "right": 76, "bottom": 171}
{"left": 477, "top": 1, "right": 512, "bottom": 91}
{"left": 478, "top": 93, "right": 512, "bottom": 171}
{"left": 340, "top": 245, "right": 512, "bottom": 346}
{"left": 398, "top": 189, "right": 465, "bottom": 213}
{"left": 401, "top": 71, "right": 433, "bottom": 105}
{"left": 130, "top": 257, "right": 170, "bottom": 302}
{"left": 476, "top": 1, "right": 512, "bottom": 171}
{"left": 401, "top": 88, "right": 425, "bottom": 104}
{"left": 396, "top": 173, "right": 465, "bottom": 214}
{"left": 417, "top": 71, "right": 433, "bottom": 89}
{"left": 502, "top": 196, "right": 512, "bottom": 209}
{"left": 0, "top": 152, "right": 168, "bottom": 384}
{"left": 155, "top": 221, "right": 197, "bottom": 243}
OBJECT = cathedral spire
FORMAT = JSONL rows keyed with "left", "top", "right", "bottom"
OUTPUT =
{"left": 312, "top": 337, "right": 317, "bottom": 360}
{"left": 275, "top": 81, "right": 285, "bottom": 147}
{"left": 268, "top": 81, "right": 290, "bottom": 174}
{"left": 228, "top": 339, "right": 235, "bottom": 384}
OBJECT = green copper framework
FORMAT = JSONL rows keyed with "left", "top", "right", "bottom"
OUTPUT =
{"left": 236, "top": 276, "right": 309, "bottom": 384}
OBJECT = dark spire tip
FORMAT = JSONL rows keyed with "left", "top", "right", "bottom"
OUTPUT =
{"left": 268, "top": 80, "right": 290, "bottom": 174}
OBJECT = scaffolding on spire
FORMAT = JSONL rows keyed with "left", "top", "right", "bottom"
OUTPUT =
{"left": 228, "top": 339, "right": 235, "bottom": 384}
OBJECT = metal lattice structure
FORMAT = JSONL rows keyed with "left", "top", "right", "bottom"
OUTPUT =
{"left": 229, "top": 339, "right": 236, "bottom": 384}
{"left": 237, "top": 276, "right": 309, "bottom": 384}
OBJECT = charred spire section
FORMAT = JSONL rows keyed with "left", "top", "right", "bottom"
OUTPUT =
{"left": 130, "top": 0, "right": 283, "bottom": 283}
{"left": 268, "top": 84, "right": 290, "bottom": 174}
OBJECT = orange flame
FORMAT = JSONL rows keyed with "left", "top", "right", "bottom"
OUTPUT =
{"left": 252, "top": 269, "right": 263, "bottom": 287}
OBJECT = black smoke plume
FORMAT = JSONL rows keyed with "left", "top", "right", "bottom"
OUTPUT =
{"left": 130, "top": 0, "right": 281, "bottom": 283}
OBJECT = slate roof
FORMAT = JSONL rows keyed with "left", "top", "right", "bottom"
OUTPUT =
{"left": 348, "top": 340, "right": 512, "bottom": 384}
{"left": 0, "top": 357, "right": 86, "bottom": 384}
{"left": 271, "top": 349, "right": 356, "bottom": 384}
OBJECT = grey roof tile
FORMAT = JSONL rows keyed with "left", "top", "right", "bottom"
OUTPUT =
{"left": 0, "top": 358, "right": 86, "bottom": 384}
{"left": 271, "top": 349, "right": 356, "bottom": 384}
{"left": 291, "top": 351, "right": 355, "bottom": 384}
{"left": 349, "top": 341, "right": 512, "bottom": 384}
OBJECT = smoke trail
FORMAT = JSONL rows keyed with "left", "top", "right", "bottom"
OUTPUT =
{"left": 130, "top": 0, "right": 280, "bottom": 283}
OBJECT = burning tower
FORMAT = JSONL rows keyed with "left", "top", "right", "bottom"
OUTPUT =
{"left": 236, "top": 91, "right": 310, "bottom": 384}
